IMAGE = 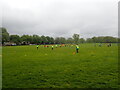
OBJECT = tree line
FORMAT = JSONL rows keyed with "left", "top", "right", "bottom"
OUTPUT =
{"left": 1, "top": 27, "right": 120, "bottom": 45}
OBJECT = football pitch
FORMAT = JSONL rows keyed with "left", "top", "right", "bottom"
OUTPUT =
{"left": 2, "top": 43, "right": 119, "bottom": 88}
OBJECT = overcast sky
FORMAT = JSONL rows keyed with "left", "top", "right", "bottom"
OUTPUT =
{"left": 1, "top": 0, "right": 119, "bottom": 38}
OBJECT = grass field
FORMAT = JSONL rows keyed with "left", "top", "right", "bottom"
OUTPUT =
{"left": 2, "top": 43, "right": 119, "bottom": 88}
{"left": 0, "top": 46, "right": 2, "bottom": 89}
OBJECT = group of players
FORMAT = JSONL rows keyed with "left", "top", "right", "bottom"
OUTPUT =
{"left": 95, "top": 43, "right": 112, "bottom": 47}
{"left": 36, "top": 43, "right": 112, "bottom": 54}
{"left": 36, "top": 44, "right": 80, "bottom": 53}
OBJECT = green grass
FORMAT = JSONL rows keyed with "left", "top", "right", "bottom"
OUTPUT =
{"left": 2, "top": 43, "right": 119, "bottom": 88}
{"left": 0, "top": 46, "right": 2, "bottom": 89}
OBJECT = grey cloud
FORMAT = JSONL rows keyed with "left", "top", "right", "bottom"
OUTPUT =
{"left": 2, "top": 0, "right": 118, "bottom": 38}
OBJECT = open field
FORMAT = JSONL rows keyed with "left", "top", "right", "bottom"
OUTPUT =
{"left": 2, "top": 43, "right": 119, "bottom": 88}
{"left": 0, "top": 46, "right": 2, "bottom": 89}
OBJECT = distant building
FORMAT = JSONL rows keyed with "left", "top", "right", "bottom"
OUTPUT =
{"left": 4, "top": 42, "right": 16, "bottom": 46}
{"left": 21, "top": 41, "right": 30, "bottom": 45}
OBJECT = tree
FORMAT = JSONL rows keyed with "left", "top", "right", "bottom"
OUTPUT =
{"left": 118, "top": 38, "right": 120, "bottom": 43}
{"left": 45, "top": 36, "right": 55, "bottom": 44}
{"left": 103, "top": 36, "right": 118, "bottom": 43}
{"left": 67, "top": 38, "right": 73, "bottom": 44}
{"left": 92, "top": 37, "right": 97, "bottom": 43}
{"left": 86, "top": 38, "right": 93, "bottom": 43}
{"left": 72, "top": 34, "right": 80, "bottom": 44}
{"left": 46, "top": 36, "right": 51, "bottom": 44}
{"left": 97, "top": 37, "right": 104, "bottom": 43}
{"left": 50, "top": 37, "right": 54, "bottom": 44}
{"left": 79, "top": 38, "right": 85, "bottom": 43}
{"left": 1, "top": 27, "right": 119, "bottom": 45}
{"left": 10, "top": 35, "right": 21, "bottom": 45}
{"left": 21, "top": 35, "right": 33, "bottom": 45}
{"left": 32, "top": 35, "right": 41, "bottom": 44}
{"left": 1, "top": 27, "right": 9, "bottom": 44}
{"left": 59, "top": 37, "right": 66, "bottom": 44}
{"left": 55, "top": 37, "right": 60, "bottom": 44}
{"left": 41, "top": 35, "right": 47, "bottom": 44}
